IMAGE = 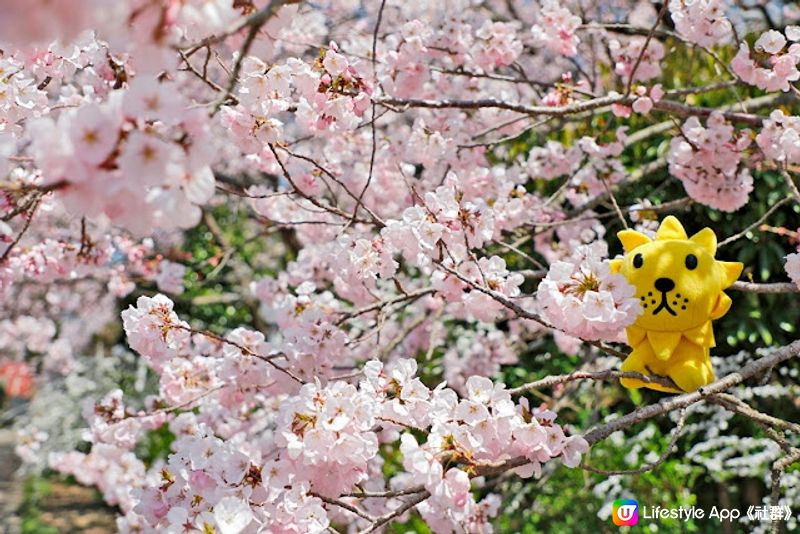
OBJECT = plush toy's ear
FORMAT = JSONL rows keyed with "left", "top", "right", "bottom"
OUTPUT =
{"left": 710, "top": 292, "right": 733, "bottom": 320}
{"left": 717, "top": 261, "right": 743, "bottom": 288}
{"left": 609, "top": 258, "right": 623, "bottom": 273}
{"left": 655, "top": 216, "right": 688, "bottom": 241}
{"left": 617, "top": 229, "right": 651, "bottom": 252}
{"left": 689, "top": 227, "right": 717, "bottom": 256}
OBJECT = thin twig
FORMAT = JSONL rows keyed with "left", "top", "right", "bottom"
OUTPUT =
{"left": 509, "top": 369, "right": 678, "bottom": 395}
{"left": 350, "top": 0, "right": 387, "bottom": 226}
{"left": 210, "top": 0, "right": 298, "bottom": 114}
{"left": 719, "top": 197, "right": 792, "bottom": 247}
{"left": 581, "top": 408, "right": 688, "bottom": 475}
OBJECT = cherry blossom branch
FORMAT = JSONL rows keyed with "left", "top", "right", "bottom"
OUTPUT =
{"left": 707, "top": 392, "right": 800, "bottom": 533}
{"left": 0, "top": 179, "right": 67, "bottom": 194}
{"left": 0, "top": 195, "right": 41, "bottom": 264}
{"left": 358, "top": 490, "right": 431, "bottom": 534}
{"left": 566, "top": 157, "right": 668, "bottom": 218}
{"left": 453, "top": 340, "right": 800, "bottom": 490}
{"left": 625, "top": 2, "right": 668, "bottom": 94}
{"left": 377, "top": 313, "right": 429, "bottom": 361}
{"left": 276, "top": 146, "right": 386, "bottom": 226}
{"left": 178, "top": 49, "right": 229, "bottom": 96}
{"left": 581, "top": 408, "right": 688, "bottom": 476}
{"left": 184, "top": 0, "right": 300, "bottom": 53}
{"left": 335, "top": 287, "right": 436, "bottom": 325}
{"left": 770, "top": 449, "right": 800, "bottom": 534}
{"left": 349, "top": 0, "right": 388, "bottom": 227}
{"left": 582, "top": 339, "right": 800, "bottom": 445}
{"left": 508, "top": 369, "right": 679, "bottom": 394}
{"left": 211, "top": 0, "right": 301, "bottom": 113}
{"left": 374, "top": 95, "right": 768, "bottom": 125}
{"left": 780, "top": 166, "right": 800, "bottom": 205}
{"left": 718, "top": 197, "right": 793, "bottom": 247}
{"left": 340, "top": 485, "right": 426, "bottom": 499}
{"left": 311, "top": 492, "right": 375, "bottom": 522}
{"left": 171, "top": 324, "right": 304, "bottom": 384}
{"left": 730, "top": 281, "right": 800, "bottom": 294}
{"left": 565, "top": 90, "right": 785, "bottom": 216}
{"left": 580, "top": 22, "right": 742, "bottom": 83}
{"left": 435, "top": 261, "right": 630, "bottom": 358}
{"left": 709, "top": 393, "right": 800, "bottom": 435}
{"left": 267, "top": 143, "right": 382, "bottom": 226}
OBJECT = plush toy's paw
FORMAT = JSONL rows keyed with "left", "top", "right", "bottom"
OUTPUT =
{"left": 668, "top": 359, "right": 715, "bottom": 392}
{"left": 619, "top": 347, "right": 648, "bottom": 389}
{"left": 620, "top": 348, "right": 682, "bottom": 393}
{"left": 621, "top": 374, "right": 683, "bottom": 393}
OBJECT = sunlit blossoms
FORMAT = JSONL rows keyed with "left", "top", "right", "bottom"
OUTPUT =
{"left": 756, "top": 110, "right": 800, "bottom": 164}
{"left": 537, "top": 243, "right": 641, "bottom": 342}
{"left": 531, "top": 1, "right": 582, "bottom": 57}
{"left": 668, "top": 112, "right": 754, "bottom": 212}
{"left": 609, "top": 37, "right": 665, "bottom": 82}
{"left": 669, "top": 0, "right": 732, "bottom": 47}
{"left": 525, "top": 129, "right": 629, "bottom": 207}
{"left": 786, "top": 252, "right": 800, "bottom": 289}
{"left": 732, "top": 28, "right": 800, "bottom": 92}
{"left": 29, "top": 80, "right": 216, "bottom": 234}
{"left": 85, "top": 357, "right": 589, "bottom": 534}
{"left": 121, "top": 294, "right": 190, "bottom": 370}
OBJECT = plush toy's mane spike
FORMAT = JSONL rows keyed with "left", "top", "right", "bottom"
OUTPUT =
{"left": 689, "top": 228, "right": 718, "bottom": 256}
{"left": 655, "top": 215, "right": 688, "bottom": 241}
{"left": 718, "top": 261, "right": 743, "bottom": 289}
{"left": 617, "top": 229, "right": 651, "bottom": 252}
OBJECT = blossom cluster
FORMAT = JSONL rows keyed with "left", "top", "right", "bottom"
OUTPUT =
{"left": 526, "top": 128, "right": 629, "bottom": 207}
{"left": 536, "top": 242, "right": 641, "bottom": 342}
{"left": 64, "top": 346, "right": 588, "bottom": 533}
{"left": 30, "top": 79, "right": 216, "bottom": 234}
{"left": 443, "top": 325, "right": 519, "bottom": 395}
{"left": 669, "top": 0, "right": 732, "bottom": 47}
{"left": 609, "top": 37, "right": 665, "bottom": 82}
{"left": 530, "top": 1, "right": 582, "bottom": 57}
{"left": 732, "top": 28, "right": 800, "bottom": 92}
{"left": 668, "top": 112, "right": 754, "bottom": 212}
{"left": 121, "top": 295, "right": 191, "bottom": 371}
{"left": 224, "top": 42, "right": 372, "bottom": 157}
{"left": 756, "top": 109, "right": 800, "bottom": 165}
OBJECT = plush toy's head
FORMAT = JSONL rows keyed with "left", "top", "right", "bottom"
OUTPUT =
{"left": 610, "top": 216, "right": 743, "bottom": 333}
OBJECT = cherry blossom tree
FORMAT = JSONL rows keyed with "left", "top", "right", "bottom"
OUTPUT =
{"left": 2, "top": 1, "right": 800, "bottom": 533}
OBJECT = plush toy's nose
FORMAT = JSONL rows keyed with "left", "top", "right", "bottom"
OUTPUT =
{"left": 655, "top": 277, "right": 675, "bottom": 292}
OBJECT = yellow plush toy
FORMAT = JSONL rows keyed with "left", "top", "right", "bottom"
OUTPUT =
{"left": 610, "top": 216, "right": 743, "bottom": 393}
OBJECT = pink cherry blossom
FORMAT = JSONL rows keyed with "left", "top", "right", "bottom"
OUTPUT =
{"left": 669, "top": 0, "right": 732, "bottom": 47}
{"left": 537, "top": 242, "right": 641, "bottom": 341}
{"left": 786, "top": 252, "right": 800, "bottom": 289}
{"left": 531, "top": 1, "right": 582, "bottom": 57}
{"left": 668, "top": 112, "right": 753, "bottom": 212}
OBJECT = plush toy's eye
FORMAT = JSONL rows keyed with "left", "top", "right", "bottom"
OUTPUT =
{"left": 685, "top": 254, "right": 698, "bottom": 270}
{"left": 633, "top": 253, "right": 643, "bottom": 268}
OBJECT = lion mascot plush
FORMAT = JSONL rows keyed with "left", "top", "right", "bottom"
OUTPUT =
{"left": 610, "top": 216, "right": 743, "bottom": 393}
